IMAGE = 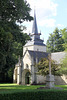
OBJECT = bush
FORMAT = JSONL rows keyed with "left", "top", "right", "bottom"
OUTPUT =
{"left": 0, "top": 90, "right": 67, "bottom": 100}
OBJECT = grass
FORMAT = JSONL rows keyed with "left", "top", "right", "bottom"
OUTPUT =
{"left": 0, "top": 84, "right": 67, "bottom": 94}
{"left": 0, "top": 84, "right": 45, "bottom": 94}
{"left": 0, "top": 84, "right": 67, "bottom": 100}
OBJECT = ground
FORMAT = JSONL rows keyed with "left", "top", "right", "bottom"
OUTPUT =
{"left": 0, "top": 84, "right": 67, "bottom": 100}
{"left": 0, "top": 84, "right": 67, "bottom": 93}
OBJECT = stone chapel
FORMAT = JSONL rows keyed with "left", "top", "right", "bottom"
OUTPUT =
{"left": 13, "top": 11, "right": 67, "bottom": 85}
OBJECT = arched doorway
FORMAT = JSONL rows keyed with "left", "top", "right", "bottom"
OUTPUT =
{"left": 22, "top": 69, "right": 31, "bottom": 85}
{"left": 25, "top": 72, "right": 30, "bottom": 84}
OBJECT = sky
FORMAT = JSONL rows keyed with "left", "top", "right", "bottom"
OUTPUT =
{"left": 23, "top": 0, "right": 67, "bottom": 44}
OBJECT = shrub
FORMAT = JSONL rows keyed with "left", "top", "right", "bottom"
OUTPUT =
{"left": 0, "top": 90, "right": 67, "bottom": 100}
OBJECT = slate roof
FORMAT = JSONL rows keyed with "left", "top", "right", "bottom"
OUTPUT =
{"left": 32, "top": 10, "right": 38, "bottom": 34}
{"left": 51, "top": 52, "right": 66, "bottom": 64}
{"left": 28, "top": 50, "right": 48, "bottom": 62}
{"left": 24, "top": 40, "right": 46, "bottom": 46}
{"left": 28, "top": 51, "right": 66, "bottom": 64}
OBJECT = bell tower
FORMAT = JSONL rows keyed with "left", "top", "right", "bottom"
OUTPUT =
{"left": 23, "top": 10, "right": 46, "bottom": 54}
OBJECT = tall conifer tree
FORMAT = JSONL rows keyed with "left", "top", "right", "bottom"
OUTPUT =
{"left": 47, "top": 27, "right": 65, "bottom": 53}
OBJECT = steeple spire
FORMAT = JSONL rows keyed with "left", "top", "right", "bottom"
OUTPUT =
{"left": 24, "top": 10, "right": 45, "bottom": 47}
{"left": 32, "top": 10, "right": 38, "bottom": 34}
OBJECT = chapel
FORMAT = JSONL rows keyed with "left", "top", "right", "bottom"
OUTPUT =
{"left": 13, "top": 11, "right": 67, "bottom": 85}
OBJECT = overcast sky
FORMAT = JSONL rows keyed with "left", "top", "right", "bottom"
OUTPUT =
{"left": 23, "top": 0, "right": 67, "bottom": 44}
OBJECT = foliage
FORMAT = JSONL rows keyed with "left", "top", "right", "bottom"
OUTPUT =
{"left": 60, "top": 27, "right": 67, "bottom": 50}
{"left": 47, "top": 27, "right": 65, "bottom": 53}
{"left": 0, "top": 21, "right": 30, "bottom": 82}
{"left": 59, "top": 28, "right": 67, "bottom": 75}
{"left": 0, "top": 91, "right": 67, "bottom": 100}
{"left": 0, "top": 0, "right": 33, "bottom": 22}
{"left": 35, "top": 58, "right": 60, "bottom": 76}
{"left": 0, "top": 0, "right": 33, "bottom": 82}
{"left": 59, "top": 52, "right": 67, "bottom": 75}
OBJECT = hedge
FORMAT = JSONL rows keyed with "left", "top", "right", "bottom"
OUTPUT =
{"left": 0, "top": 90, "right": 67, "bottom": 100}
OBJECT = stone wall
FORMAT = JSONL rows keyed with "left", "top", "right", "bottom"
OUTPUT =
{"left": 23, "top": 51, "right": 31, "bottom": 70}
{"left": 36, "top": 74, "right": 67, "bottom": 85}
{"left": 36, "top": 75, "right": 46, "bottom": 84}
{"left": 23, "top": 45, "right": 46, "bottom": 55}
{"left": 55, "top": 75, "right": 67, "bottom": 85}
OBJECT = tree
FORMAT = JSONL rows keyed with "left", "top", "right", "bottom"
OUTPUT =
{"left": 47, "top": 33, "right": 54, "bottom": 52}
{"left": 0, "top": 22, "right": 31, "bottom": 82}
{"left": 36, "top": 58, "right": 61, "bottom": 76}
{"left": 59, "top": 28, "right": 67, "bottom": 75}
{"left": 0, "top": 0, "right": 33, "bottom": 22}
{"left": 0, "top": 0, "right": 33, "bottom": 67}
{"left": 47, "top": 27, "right": 65, "bottom": 53}
{"left": 0, "top": 0, "right": 33, "bottom": 82}
{"left": 58, "top": 53, "right": 67, "bottom": 75}
{"left": 60, "top": 28, "right": 67, "bottom": 50}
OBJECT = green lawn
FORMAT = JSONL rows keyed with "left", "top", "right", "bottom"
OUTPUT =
{"left": 0, "top": 84, "right": 44, "bottom": 94}
{"left": 0, "top": 84, "right": 67, "bottom": 94}
{"left": 0, "top": 84, "right": 67, "bottom": 100}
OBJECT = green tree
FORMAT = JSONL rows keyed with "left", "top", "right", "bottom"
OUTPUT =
{"left": 47, "top": 27, "right": 65, "bottom": 53}
{"left": 47, "top": 33, "right": 54, "bottom": 52}
{"left": 36, "top": 58, "right": 60, "bottom": 76}
{"left": 58, "top": 53, "right": 67, "bottom": 75}
{"left": 0, "top": 22, "right": 30, "bottom": 82}
{"left": 0, "top": 0, "right": 33, "bottom": 22}
{"left": 60, "top": 28, "right": 67, "bottom": 75}
{"left": 60, "top": 28, "right": 67, "bottom": 50}
{"left": 0, "top": 0, "right": 33, "bottom": 82}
